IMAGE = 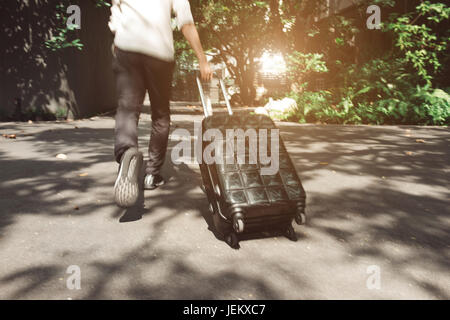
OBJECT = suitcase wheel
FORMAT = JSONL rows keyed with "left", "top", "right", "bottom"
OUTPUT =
{"left": 285, "top": 224, "right": 297, "bottom": 242}
{"left": 225, "top": 232, "right": 239, "bottom": 249}
{"left": 233, "top": 217, "right": 244, "bottom": 234}
{"left": 295, "top": 212, "right": 307, "bottom": 226}
{"left": 232, "top": 212, "right": 245, "bottom": 234}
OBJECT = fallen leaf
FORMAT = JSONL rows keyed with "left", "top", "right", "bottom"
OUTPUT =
{"left": 74, "top": 206, "right": 79, "bottom": 210}
{"left": 320, "top": 162, "right": 329, "bottom": 165}
{"left": 79, "top": 173, "right": 89, "bottom": 177}
{"left": 56, "top": 154, "right": 68, "bottom": 160}
{"left": 405, "top": 151, "right": 413, "bottom": 156}
{"left": 415, "top": 139, "right": 425, "bottom": 143}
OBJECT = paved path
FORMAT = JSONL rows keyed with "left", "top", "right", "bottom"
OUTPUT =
{"left": 0, "top": 109, "right": 449, "bottom": 299}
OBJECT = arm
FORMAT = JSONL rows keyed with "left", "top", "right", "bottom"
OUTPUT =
{"left": 108, "top": 0, "right": 121, "bottom": 35}
{"left": 181, "top": 23, "right": 212, "bottom": 81}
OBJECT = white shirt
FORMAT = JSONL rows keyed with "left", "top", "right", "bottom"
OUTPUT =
{"left": 109, "top": 0, "right": 194, "bottom": 62}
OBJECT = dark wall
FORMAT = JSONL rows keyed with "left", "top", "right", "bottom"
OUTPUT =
{"left": 0, "top": 0, "right": 116, "bottom": 120}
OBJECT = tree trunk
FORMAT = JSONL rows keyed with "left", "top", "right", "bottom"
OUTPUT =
{"left": 269, "top": 0, "right": 287, "bottom": 51}
{"left": 239, "top": 65, "right": 256, "bottom": 106}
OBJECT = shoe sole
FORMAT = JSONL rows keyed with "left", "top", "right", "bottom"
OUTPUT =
{"left": 144, "top": 179, "right": 165, "bottom": 190}
{"left": 114, "top": 148, "right": 143, "bottom": 208}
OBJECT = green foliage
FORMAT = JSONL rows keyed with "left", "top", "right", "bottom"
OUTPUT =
{"left": 411, "top": 87, "right": 450, "bottom": 125}
{"left": 94, "top": 0, "right": 111, "bottom": 8}
{"left": 45, "top": 0, "right": 110, "bottom": 51}
{"left": 194, "top": 0, "right": 273, "bottom": 104}
{"left": 274, "top": 0, "right": 450, "bottom": 125}
{"left": 286, "top": 77, "right": 449, "bottom": 126}
{"left": 55, "top": 107, "right": 68, "bottom": 119}
{"left": 284, "top": 55, "right": 449, "bottom": 125}
{"left": 287, "top": 52, "right": 328, "bottom": 90}
{"left": 385, "top": 1, "right": 450, "bottom": 86}
{"left": 174, "top": 38, "right": 196, "bottom": 70}
{"left": 286, "top": 91, "right": 333, "bottom": 123}
{"left": 286, "top": 85, "right": 449, "bottom": 126}
{"left": 45, "top": 24, "right": 84, "bottom": 51}
{"left": 41, "top": 0, "right": 448, "bottom": 125}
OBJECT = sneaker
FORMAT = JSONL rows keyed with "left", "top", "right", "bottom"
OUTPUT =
{"left": 114, "top": 148, "right": 143, "bottom": 208}
{"left": 144, "top": 174, "right": 165, "bottom": 190}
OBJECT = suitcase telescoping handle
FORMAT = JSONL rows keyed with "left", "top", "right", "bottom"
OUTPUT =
{"left": 196, "top": 71, "right": 233, "bottom": 118}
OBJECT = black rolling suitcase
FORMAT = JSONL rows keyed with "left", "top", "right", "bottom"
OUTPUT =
{"left": 196, "top": 74, "right": 307, "bottom": 248}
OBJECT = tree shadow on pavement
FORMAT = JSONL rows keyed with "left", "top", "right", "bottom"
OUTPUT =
{"left": 0, "top": 119, "right": 448, "bottom": 299}
{"left": 1, "top": 117, "right": 320, "bottom": 299}
{"left": 278, "top": 123, "right": 450, "bottom": 299}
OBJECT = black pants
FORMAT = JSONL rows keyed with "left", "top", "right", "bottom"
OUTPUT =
{"left": 113, "top": 48, "right": 175, "bottom": 175}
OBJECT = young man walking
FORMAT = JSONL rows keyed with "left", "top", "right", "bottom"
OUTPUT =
{"left": 109, "top": 0, "right": 212, "bottom": 208}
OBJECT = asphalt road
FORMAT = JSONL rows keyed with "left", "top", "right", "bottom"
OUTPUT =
{"left": 0, "top": 109, "right": 449, "bottom": 299}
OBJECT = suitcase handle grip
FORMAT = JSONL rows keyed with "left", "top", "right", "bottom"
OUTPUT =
{"left": 196, "top": 71, "right": 233, "bottom": 117}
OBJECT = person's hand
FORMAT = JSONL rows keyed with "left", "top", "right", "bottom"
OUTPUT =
{"left": 200, "top": 61, "right": 213, "bottom": 81}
